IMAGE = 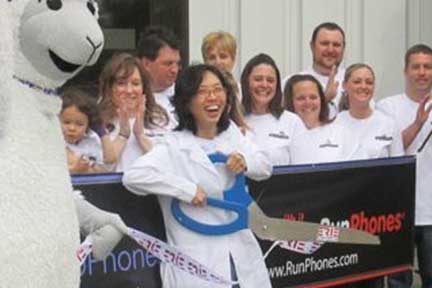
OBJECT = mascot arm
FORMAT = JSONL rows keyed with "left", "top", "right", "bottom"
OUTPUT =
{"left": 73, "top": 191, "right": 128, "bottom": 260}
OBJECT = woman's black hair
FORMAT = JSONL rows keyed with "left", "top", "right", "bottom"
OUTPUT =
{"left": 173, "top": 64, "right": 234, "bottom": 134}
{"left": 240, "top": 53, "right": 284, "bottom": 118}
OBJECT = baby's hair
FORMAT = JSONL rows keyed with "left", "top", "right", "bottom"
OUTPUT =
{"left": 61, "top": 88, "right": 99, "bottom": 129}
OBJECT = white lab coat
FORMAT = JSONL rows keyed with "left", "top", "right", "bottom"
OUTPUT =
{"left": 123, "top": 124, "right": 272, "bottom": 288}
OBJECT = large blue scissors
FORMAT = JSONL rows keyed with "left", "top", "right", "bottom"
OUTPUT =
{"left": 171, "top": 153, "right": 380, "bottom": 245}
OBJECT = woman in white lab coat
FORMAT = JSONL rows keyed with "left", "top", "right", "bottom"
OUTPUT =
{"left": 123, "top": 64, "right": 272, "bottom": 288}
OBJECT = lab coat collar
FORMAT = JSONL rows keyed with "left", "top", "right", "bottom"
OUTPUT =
{"left": 175, "top": 130, "right": 222, "bottom": 178}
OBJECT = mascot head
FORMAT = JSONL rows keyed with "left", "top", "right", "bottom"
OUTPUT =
{"left": 9, "top": 0, "right": 104, "bottom": 88}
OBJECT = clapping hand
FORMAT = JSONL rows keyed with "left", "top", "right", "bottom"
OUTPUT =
{"left": 325, "top": 65, "right": 339, "bottom": 103}
{"left": 133, "top": 95, "right": 146, "bottom": 138}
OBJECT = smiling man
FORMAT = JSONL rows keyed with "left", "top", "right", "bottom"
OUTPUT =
{"left": 283, "top": 22, "right": 346, "bottom": 118}
{"left": 377, "top": 44, "right": 432, "bottom": 288}
{"left": 137, "top": 26, "right": 181, "bottom": 128}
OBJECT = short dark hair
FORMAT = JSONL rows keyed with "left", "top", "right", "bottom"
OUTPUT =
{"left": 311, "top": 22, "right": 346, "bottom": 46}
{"left": 404, "top": 44, "right": 432, "bottom": 69}
{"left": 61, "top": 88, "right": 99, "bottom": 129}
{"left": 283, "top": 74, "right": 331, "bottom": 124}
{"left": 137, "top": 26, "right": 180, "bottom": 61}
{"left": 173, "top": 64, "right": 234, "bottom": 134}
{"left": 240, "top": 53, "right": 284, "bottom": 118}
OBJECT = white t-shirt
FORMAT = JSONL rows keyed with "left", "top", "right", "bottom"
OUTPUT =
{"left": 108, "top": 118, "right": 168, "bottom": 172}
{"left": 245, "top": 111, "right": 306, "bottom": 166}
{"left": 377, "top": 93, "right": 432, "bottom": 225}
{"left": 282, "top": 67, "right": 346, "bottom": 119}
{"left": 290, "top": 121, "right": 350, "bottom": 164}
{"left": 66, "top": 129, "right": 103, "bottom": 164}
{"left": 335, "top": 110, "right": 404, "bottom": 160}
{"left": 154, "top": 84, "right": 178, "bottom": 130}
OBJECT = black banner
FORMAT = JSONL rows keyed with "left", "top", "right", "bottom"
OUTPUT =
{"left": 76, "top": 179, "right": 164, "bottom": 288}
{"left": 251, "top": 156, "right": 415, "bottom": 287}
{"left": 75, "top": 156, "right": 415, "bottom": 288}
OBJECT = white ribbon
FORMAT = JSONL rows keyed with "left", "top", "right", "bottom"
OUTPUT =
{"left": 78, "top": 228, "right": 233, "bottom": 286}
{"left": 263, "top": 240, "right": 323, "bottom": 260}
{"left": 77, "top": 235, "right": 93, "bottom": 265}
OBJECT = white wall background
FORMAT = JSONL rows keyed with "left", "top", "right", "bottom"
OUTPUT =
{"left": 189, "top": 0, "right": 432, "bottom": 99}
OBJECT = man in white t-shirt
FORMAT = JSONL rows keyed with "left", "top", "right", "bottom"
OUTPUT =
{"left": 137, "top": 26, "right": 181, "bottom": 129}
{"left": 377, "top": 44, "right": 432, "bottom": 288}
{"left": 283, "top": 22, "right": 346, "bottom": 118}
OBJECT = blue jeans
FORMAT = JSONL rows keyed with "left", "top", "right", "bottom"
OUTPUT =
{"left": 388, "top": 226, "right": 432, "bottom": 288}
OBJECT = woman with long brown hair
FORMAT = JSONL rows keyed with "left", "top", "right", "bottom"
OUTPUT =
{"left": 97, "top": 53, "right": 169, "bottom": 171}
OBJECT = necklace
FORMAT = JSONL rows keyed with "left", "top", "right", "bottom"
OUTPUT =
{"left": 13, "top": 75, "right": 60, "bottom": 97}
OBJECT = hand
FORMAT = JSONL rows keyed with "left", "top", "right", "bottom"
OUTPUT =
{"left": 191, "top": 186, "right": 207, "bottom": 207}
{"left": 133, "top": 96, "right": 146, "bottom": 138}
{"left": 91, "top": 225, "right": 125, "bottom": 261}
{"left": 117, "top": 101, "right": 130, "bottom": 138}
{"left": 226, "top": 152, "right": 247, "bottom": 174}
{"left": 414, "top": 94, "right": 432, "bottom": 129}
{"left": 67, "top": 149, "right": 91, "bottom": 173}
{"left": 74, "top": 194, "right": 129, "bottom": 261}
{"left": 324, "top": 65, "right": 339, "bottom": 103}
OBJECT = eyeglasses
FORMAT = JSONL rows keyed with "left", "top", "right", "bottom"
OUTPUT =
{"left": 196, "top": 86, "right": 226, "bottom": 98}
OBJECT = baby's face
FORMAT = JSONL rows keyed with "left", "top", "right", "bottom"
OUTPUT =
{"left": 60, "top": 105, "right": 89, "bottom": 144}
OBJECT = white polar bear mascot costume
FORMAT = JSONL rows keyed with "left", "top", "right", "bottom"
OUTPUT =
{"left": 0, "top": 0, "right": 128, "bottom": 287}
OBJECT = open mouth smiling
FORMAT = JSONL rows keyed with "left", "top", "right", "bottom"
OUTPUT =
{"left": 49, "top": 50, "right": 81, "bottom": 73}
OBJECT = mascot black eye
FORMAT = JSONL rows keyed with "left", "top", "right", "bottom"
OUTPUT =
{"left": 87, "top": 1, "right": 96, "bottom": 15}
{"left": 46, "top": 0, "right": 62, "bottom": 10}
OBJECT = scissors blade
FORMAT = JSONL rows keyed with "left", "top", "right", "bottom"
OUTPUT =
{"left": 248, "top": 202, "right": 380, "bottom": 245}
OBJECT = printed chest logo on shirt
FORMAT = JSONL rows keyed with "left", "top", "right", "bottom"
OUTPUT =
{"left": 319, "top": 139, "right": 339, "bottom": 148}
{"left": 268, "top": 131, "right": 290, "bottom": 140}
{"left": 374, "top": 135, "right": 393, "bottom": 141}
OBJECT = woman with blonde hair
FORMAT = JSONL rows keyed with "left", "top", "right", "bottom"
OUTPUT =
{"left": 201, "top": 31, "right": 237, "bottom": 74}
{"left": 97, "top": 53, "right": 169, "bottom": 171}
{"left": 202, "top": 31, "right": 248, "bottom": 133}
{"left": 335, "top": 63, "right": 403, "bottom": 161}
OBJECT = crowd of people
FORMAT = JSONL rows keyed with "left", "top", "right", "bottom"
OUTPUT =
{"left": 60, "top": 23, "right": 432, "bottom": 288}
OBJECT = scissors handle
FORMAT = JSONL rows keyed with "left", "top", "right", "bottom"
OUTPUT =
{"left": 171, "top": 198, "right": 248, "bottom": 235}
{"left": 171, "top": 152, "right": 253, "bottom": 235}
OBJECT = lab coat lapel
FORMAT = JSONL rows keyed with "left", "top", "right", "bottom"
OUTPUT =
{"left": 178, "top": 132, "right": 221, "bottom": 179}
